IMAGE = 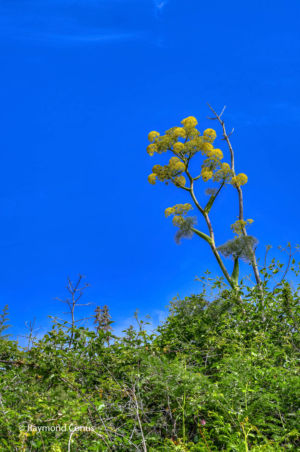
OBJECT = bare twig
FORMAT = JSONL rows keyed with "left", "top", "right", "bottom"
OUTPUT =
{"left": 131, "top": 384, "right": 147, "bottom": 452}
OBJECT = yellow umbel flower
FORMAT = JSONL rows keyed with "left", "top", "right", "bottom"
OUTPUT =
{"left": 174, "top": 161, "right": 185, "bottom": 172}
{"left": 152, "top": 164, "right": 161, "bottom": 174}
{"left": 147, "top": 144, "right": 157, "bottom": 156}
{"left": 203, "top": 128, "right": 217, "bottom": 142}
{"left": 201, "top": 167, "right": 213, "bottom": 182}
{"left": 165, "top": 207, "right": 175, "bottom": 217}
{"left": 212, "top": 148, "right": 223, "bottom": 160}
{"left": 173, "top": 142, "right": 185, "bottom": 153}
{"left": 221, "top": 162, "right": 231, "bottom": 172}
{"left": 231, "top": 218, "right": 253, "bottom": 236}
{"left": 148, "top": 173, "right": 156, "bottom": 185}
{"left": 174, "top": 175, "right": 186, "bottom": 186}
{"left": 231, "top": 173, "right": 248, "bottom": 186}
{"left": 173, "top": 127, "right": 186, "bottom": 138}
{"left": 148, "top": 131, "right": 160, "bottom": 142}
{"left": 206, "top": 148, "right": 223, "bottom": 161}
{"left": 181, "top": 116, "right": 198, "bottom": 128}
{"left": 169, "top": 156, "right": 181, "bottom": 165}
{"left": 172, "top": 215, "right": 184, "bottom": 227}
{"left": 213, "top": 162, "right": 232, "bottom": 182}
{"left": 165, "top": 203, "right": 193, "bottom": 217}
{"left": 202, "top": 142, "right": 214, "bottom": 154}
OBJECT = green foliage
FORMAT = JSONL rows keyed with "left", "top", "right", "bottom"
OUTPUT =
{"left": 0, "top": 265, "right": 299, "bottom": 451}
{"left": 0, "top": 305, "right": 11, "bottom": 339}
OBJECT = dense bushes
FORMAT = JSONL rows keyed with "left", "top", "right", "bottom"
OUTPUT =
{"left": 0, "top": 268, "right": 299, "bottom": 451}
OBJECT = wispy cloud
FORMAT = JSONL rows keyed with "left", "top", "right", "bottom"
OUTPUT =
{"left": 1, "top": 27, "right": 139, "bottom": 46}
{"left": 0, "top": 1, "right": 143, "bottom": 46}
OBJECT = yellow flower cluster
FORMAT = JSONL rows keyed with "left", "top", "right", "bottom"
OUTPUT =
{"left": 202, "top": 142, "right": 214, "bottom": 154}
{"left": 172, "top": 215, "right": 184, "bottom": 227}
{"left": 148, "top": 131, "right": 160, "bottom": 142}
{"left": 148, "top": 156, "right": 186, "bottom": 186}
{"left": 174, "top": 175, "right": 186, "bottom": 186}
{"left": 184, "top": 136, "right": 203, "bottom": 154}
{"left": 165, "top": 203, "right": 193, "bottom": 226}
{"left": 147, "top": 133, "right": 174, "bottom": 156}
{"left": 169, "top": 156, "right": 185, "bottom": 172}
{"left": 203, "top": 128, "right": 217, "bottom": 142}
{"left": 201, "top": 167, "right": 213, "bottom": 182}
{"left": 148, "top": 173, "right": 156, "bottom": 184}
{"left": 181, "top": 116, "right": 198, "bottom": 128}
{"left": 213, "top": 162, "right": 232, "bottom": 182}
{"left": 173, "top": 127, "right": 186, "bottom": 138}
{"left": 231, "top": 173, "right": 248, "bottom": 187}
{"left": 200, "top": 140, "right": 225, "bottom": 182}
{"left": 147, "top": 143, "right": 157, "bottom": 156}
{"left": 146, "top": 118, "right": 218, "bottom": 161}
{"left": 231, "top": 218, "right": 254, "bottom": 236}
{"left": 205, "top": 148, "right": 223, "bottom": 161}
{"left": 173, "top": 142, "right": 185, "bottom": 153}
{"left": 165, "top": 203, "right": 193, "bottom": 217}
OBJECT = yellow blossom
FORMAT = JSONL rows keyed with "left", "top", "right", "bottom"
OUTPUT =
{"left": 148, "top": 173, "right": 156, "bottom": 185}
{"left": 206, "top": 148, "right": 223, "bottom": 161}
{"left": 201, "top": 167, "right": 213, "bottom": 181}
{"left": 148, "top": 131, "right": 160, "bottom": 142}
{"left": 213, "top": 148, "right": 223, "bottom": 160}
{"left": 169, "top": 156, "right": 181, "bottom": 165}
{"left": 181, "top": 116, "right": 198, "bottom": 128}
{"left": 165, "top": 203, "right": 193, "bottom": 217}
{"left": 202, "top": 142, "right": 214, "bottom": 154}
{"left": 221, "top": 162, "right": 231, "bottom": 172}
{"left": 203, "top": 128, "right": 217, "bottom": 142}
{"left": 231, "top": 218, "right": 253, "bottom": 236}
{"left": 147, "top": 144, "right": 157, "bottom": 156}
{"left": 213, "top": 162, "right": 232, "bottom": 182}
{"left": 174, "top": 161, "right": 186, "bottom": 172}
{"left": 165, "top": 207, "right": 174, "bottom": 217}
{"left": 152, "top": 164, "right": 161, "bottom": 174}
{"left": 174, "top": 175, "right": 186, "bottom": 186}
{"left": 172, "top": 215, "right": 184, "bottom": 227}
{"left": 231, "top": 173, "right": 248, "bottom": 186}
{"left": 173, "top": 142, "right": 185, "bottom": 153}
{"left": 173, "top": 127, "right": 186, "bottom": 138}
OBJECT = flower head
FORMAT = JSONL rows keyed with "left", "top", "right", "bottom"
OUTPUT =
{"left": 174, "top": 161, "right": 186, "bottom": 172}
{"left": 148, "top": 131, "right": 160, "bottom": 142}
{"left": 173, "top": 142, "right": 185, "bottom": 153}
{"left": 181, "top": 116, "right": 198, "bottom": 128}
{"left": 172, "top": 215, "right": 184, "bottom": 227}
{"left": 148, "top": 173, "right": 156, "bottom": 185}
{"left": 147, "top": 144, "right": 157, "bottom": 156}
{"left": 174, "top": 175, "right": 186, "bottom": 186}
{"left": 203, "top": 128, "right": 217, "bottom": 142}
{"left": 231, "top": 173, "right": 248, "bottom": 186}
{"left": 231, "top": 218, "right": 253, "bottom": 236}
{"left": 165, "top": 207, "right": 174, "bottom": 217}
{"left": 201, "top": 167, "right": 213, "bottom": 182}
{"left": 206, "top": 148, "right": 223, "bottom": 161}
{"left": 202, "top": 142, "right": 214, "bottom": 155}
{"left": 173, "top": 127, "right": 186, "bottom": 138}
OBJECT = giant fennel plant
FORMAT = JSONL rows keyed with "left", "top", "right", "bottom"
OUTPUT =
{"left": 147, "top": 106, "right": 262, "bottom": 293}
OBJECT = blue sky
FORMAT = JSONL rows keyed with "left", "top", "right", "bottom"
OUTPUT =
{"left": 0, "top": 0, "right": 299, "bottom": 340}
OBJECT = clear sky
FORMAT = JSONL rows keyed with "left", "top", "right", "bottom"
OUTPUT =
{"left": 0, "top": 0, "right": 299, "bottom": 339}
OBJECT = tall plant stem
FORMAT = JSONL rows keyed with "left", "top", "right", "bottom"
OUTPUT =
{"left": 207, "top": 104, "right": 263, "bottom": 297}
{"left": 186, "top": 173, "right": 236, "bottom": 289}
